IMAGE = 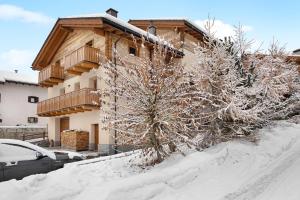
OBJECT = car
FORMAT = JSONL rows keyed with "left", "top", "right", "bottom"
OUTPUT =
{"left": 0, "top": 139, "right": 86, "bottom": 182}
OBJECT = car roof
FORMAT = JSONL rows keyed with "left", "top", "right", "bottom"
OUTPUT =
{"left": 0, "top": 139, "right": 56, "bottom": 159}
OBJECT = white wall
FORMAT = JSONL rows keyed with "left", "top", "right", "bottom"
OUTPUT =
{"left": 0, "top": 82, "right": 48, "bottom": 126}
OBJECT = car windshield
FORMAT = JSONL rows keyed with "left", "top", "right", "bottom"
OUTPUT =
{"left": 0, "top": 143, "right": 37, "bottom": 163}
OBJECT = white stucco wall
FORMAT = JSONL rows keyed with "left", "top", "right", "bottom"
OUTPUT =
{"left": 46, "top": 67, "right": 113, "bottom": 145}
{"left": 0, "top": 82, "right": 48, "bottom": 126}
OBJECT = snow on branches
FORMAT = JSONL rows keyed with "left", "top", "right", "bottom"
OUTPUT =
{"left": 98, "top": 19, "right": 299, "bottom": 163}
{"left": 99, "top": 39, "right": 198, "bottom": 162}
{"left": 191, "top": 22, "right": 262, "bottom": 148}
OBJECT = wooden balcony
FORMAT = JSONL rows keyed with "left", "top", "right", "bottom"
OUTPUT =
{"left": 37, "top": 88, "right": 100, "bottom": 117}
{"left": 64, "top": 45, "right": 101, "bottom": 75}
{"left": 38, "top": 64, "right": 64, "bottom": 87}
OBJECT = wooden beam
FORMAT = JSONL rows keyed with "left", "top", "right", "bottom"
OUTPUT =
{"left": 93, "top": 28, "right": 105, "bottom": 36}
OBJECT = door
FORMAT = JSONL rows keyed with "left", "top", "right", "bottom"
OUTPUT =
{"left": 94, "top": 124, "right": 99, "bottom": 150}
{"left": 60, "top": 117, "right": 70, "bottom": 143}
{"left": 60, "top": 117, "right": 69, "bottom": 133}
{"left": 89, "top": 77, "right": 97, "bottom": 90}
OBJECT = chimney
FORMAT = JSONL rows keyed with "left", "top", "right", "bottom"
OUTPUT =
{"left": 106, "top": 8, "right": 118, "bottom": 18}
{"left": 148, "top": 22, "right": 157, "bottom": 36}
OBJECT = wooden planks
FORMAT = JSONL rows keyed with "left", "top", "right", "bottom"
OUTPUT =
{"left": 37, "top": 88, "right": 100, "bottom": 117}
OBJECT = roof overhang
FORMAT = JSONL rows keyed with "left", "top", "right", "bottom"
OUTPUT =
{"left": 32, "top": 16, "right": 184, "bottom": 70}
{"left": 32, "top": 18, "right": 103, "bottom": 70}
{"left": 128, "top": 19, "right": 207, "bottom": 41}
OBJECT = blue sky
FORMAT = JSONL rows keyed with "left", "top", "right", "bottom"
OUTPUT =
{"left": 0, "top": 0, "right": 299, "bottom": 75}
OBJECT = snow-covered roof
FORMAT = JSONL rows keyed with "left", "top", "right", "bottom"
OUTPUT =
{"left": 293, "top": 49, "right": 300, "bottom": 55}
{"left": 0, "top": 70, "right": 38, "bottom": 85}
{"left": 128, "top": 17, "right": 207, "bottom": 36}
{"left": 61, "top": 13, "right": 177, "bottom": 48}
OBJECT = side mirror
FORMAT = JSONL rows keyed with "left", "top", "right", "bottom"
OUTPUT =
{"left": 36, "top": 152, "right": 44, "bottom": 160}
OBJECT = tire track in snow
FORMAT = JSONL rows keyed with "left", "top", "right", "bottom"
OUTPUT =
{"left": 223, "top": 140, "right": 300, "bottom": 200}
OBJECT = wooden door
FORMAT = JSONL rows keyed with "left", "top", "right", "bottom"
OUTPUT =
{"left": 94, "top": 124, "right": 99, "bottom": 150}
{"left": 93, "top": 79, "right": 97, "bottom": 90}
{"left": 60, "top": 117, "right": 69, "bottom": 133}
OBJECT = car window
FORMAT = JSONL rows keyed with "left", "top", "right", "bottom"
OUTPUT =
{"left": 0, "top": 143, "right": 37, "bottom": 162}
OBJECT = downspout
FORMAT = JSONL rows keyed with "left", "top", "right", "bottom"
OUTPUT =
{"left": 113, "top": 35, "right": 122, "bottom": 154}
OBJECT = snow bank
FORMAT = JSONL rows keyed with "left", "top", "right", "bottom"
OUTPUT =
{"left": 1, "top": 122, "right": 300, "bottom": 200}
{"left": 53, "top": 150, "right": 86, "bottom": 160}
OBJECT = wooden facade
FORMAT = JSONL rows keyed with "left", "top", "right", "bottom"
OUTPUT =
{"left": 37, "top": 88, "right": 100, "bottom": 117}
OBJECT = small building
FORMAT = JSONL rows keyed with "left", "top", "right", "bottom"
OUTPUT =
{"left": 0, "top": 70, "right": 48, "bottom": 126}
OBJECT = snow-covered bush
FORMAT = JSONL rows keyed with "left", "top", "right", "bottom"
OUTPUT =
{"left": 190, "top": 22, "right": 262, "bottom": 148}
{"left": 192, "top": 20, "right": 299, "bottom": 149}
{"left": 247, "top": 40, "right": 300, "bottom": 120}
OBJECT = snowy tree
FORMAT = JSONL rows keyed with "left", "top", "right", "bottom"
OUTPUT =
{"left": 99, "top": 39, "right": 198, "bottom": 163}
{"left": 192, "top": 20, "right": 299, "bottom": 149}
{"left": 191, "top": 20, "right": 264, "bottom": 148}
{"left": 247, "top": 40, "right": 300, "bottom": 120}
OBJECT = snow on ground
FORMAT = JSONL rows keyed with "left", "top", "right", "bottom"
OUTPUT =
{"left": 1, "top": 121, "right": 300, "bottom": 200}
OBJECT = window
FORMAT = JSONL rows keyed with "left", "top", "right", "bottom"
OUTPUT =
{"left": 28, "top": 96, "right": 39, "bottom": 103}
{"left": 129, "top": 47, "right": 137, "bottom": 56}
{"left": 28, "top": 117, "right": 38, "bottom": 123}
{"left": 74, "top": 82, "right": 80, "bottom": 91}
{"left": 0, "top": 119, "right": 2, "bottom": 123}
{"left": 0, "top": 143, "right": 37, "bottom": 162}
{"left": 86, "top": 40, "right": 93, "bottom": 47}
{"left": 89, "top": 77, "right": 97, "bottom": 90}
{"left": 60, "top": 88, "right": 65, "bottom": 95}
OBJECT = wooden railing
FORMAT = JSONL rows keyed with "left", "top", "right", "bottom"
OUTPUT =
{"left": 64, "top": 45, "right": 101, "bottom": 71}
{"left": 38, "top": 63, "right": 64, "bottom": 84}
{"left": 37, "top": 88, "right": 100, "bottom": 116}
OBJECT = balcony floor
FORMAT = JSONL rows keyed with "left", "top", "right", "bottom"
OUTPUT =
{"left": 38, "top": 104, "right": 99, "bottom": 117}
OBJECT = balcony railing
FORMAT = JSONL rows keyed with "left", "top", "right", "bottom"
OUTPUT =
{"left": 37, "top": 88, "right": 100, "bottom": 117}
{"left": 38, "top": 63, "right": 64, "bottom": 87}
{"left": 64, "top": 45, "right": 101, "bottom": 75}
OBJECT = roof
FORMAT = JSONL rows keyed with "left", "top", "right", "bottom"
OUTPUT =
{"left": 63, "top": 13, "right": 162, "bottom": 42}
{"left": 32, "top": 13, "right": 183, "bottom": 70}
{"left": 128, "top": 18, "right": 207, "bottom": 41}
{"left": 293, "top": 49, "right": 300, "bottom": 55}
{"left": 287, "top": 55, "right": 300, "bottom": 64}
{"left": 0, "top": 70, "right": 38, "bottom": 85}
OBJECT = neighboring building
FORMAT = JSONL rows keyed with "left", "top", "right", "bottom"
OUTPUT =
{"left": 0, "top": 70, "right": 48, "bottom": 126}
{"left": 288, "top": 49, "right": 300, "bottom": 73}
{"left": 293, "top": 49, "right": 300, "bottom": 55}
{"left": 31, "top": 8, "right": 206, "bottom": 154}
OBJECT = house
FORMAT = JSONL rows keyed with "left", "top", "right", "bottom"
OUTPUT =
{"left": 0, "top": 70, "right": 47, "bottom": 126}
{"left": 288, "top": 49, "right": 300, "bottom": 73}
{"left": 31, "top": 8, "right": 206, "bottom": 154}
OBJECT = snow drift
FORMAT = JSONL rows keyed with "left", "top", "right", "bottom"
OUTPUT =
{"left": 0, "top": 121, "right": 300, "bottom": 200}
